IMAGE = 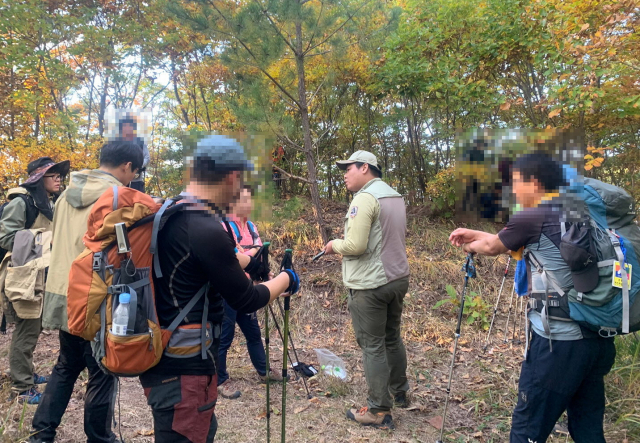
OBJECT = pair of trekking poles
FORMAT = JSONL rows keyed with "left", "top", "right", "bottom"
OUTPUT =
{"left": 484, "top": 256, "right": 526, "bottom": 351}
{"left": 255, "top": 244, "right": 312, "bottom": 443}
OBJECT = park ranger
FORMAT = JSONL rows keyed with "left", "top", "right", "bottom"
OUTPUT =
{"left": 323, "top": 150, "right": 410, "bottom": 430}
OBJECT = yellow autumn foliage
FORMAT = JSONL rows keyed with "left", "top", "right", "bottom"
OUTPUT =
{"left": 0, "top": 137, "right": 103, "bottom": 197}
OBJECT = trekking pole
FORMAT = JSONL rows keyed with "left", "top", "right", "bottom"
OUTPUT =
{"left": 265, "top": 303, "right": 271, "bottom": 442}
{"left": 260, "top": 243, "right": 271, "bottom": 443}
{"left": 483, "top": 256, "right": 511, "bottom": 351}
{"left": 274, "top": 299, "right": 313, "bottom": 399}
{"left": 502, "top": 284, "right": 517, "bottom": 343}
{"left": 280, "top": 249, "right": 294, "bottom": 443}
{"left": 436, "top": 253, "right": 476, "bottom": 443}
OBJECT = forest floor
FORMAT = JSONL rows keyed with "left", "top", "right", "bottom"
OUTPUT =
{"left": 0, "top": 197, "right": 636, "bottom": 443}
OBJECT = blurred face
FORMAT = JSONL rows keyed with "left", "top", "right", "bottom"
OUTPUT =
{"left": 512, "top": 170, "right": 543, "bottom": 208}
{"left": 233, "top": 188, "right": 253, "bottom": 218}
{"left": 121, "top": 123, "right": 135, "bottom": 140}
{"left": 43, "top": 173, "right": 62, "bottom": 194}
{"left": 343, "top": 163, "right": 370, "bottom": 193}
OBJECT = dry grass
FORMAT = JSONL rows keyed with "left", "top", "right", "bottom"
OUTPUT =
{"left": 0, "top": 197, "right": 636, "bottom": 442}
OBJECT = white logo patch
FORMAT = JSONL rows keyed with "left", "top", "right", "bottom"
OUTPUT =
{"left": 349, "top": 206, "right": 358, "bottom": 218}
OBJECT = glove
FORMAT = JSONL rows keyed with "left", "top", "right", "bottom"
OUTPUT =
{"left": 283, "top": 269, "right": 300, "bottom": 295}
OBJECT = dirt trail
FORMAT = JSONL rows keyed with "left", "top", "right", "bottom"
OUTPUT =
{"left": 1, "top": 202, "right": 627, "bottom": 442}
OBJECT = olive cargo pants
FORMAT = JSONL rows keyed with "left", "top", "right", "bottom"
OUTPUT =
{"left": 9, "top": 316, "right": 42, "bottom": 392}
{"left": 348, "top": 276, "right": 410, "bottom": 413}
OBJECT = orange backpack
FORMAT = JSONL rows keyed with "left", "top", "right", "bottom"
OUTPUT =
{"left": 67, "top": 187, "right": 213, "bottom": 376}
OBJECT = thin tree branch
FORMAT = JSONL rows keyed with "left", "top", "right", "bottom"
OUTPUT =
{"left": 273, "top": 165, "right": 312, "bottom": 183}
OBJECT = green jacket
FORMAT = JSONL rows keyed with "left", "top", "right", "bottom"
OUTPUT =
{"left": 42, "top": 169, "right": 122, "bottom": 332}
{"left": 0, "top": 187, "right": 52, "bottom": 251}
{"left": 332, "top": 179, "right": 409, "bottom": 290}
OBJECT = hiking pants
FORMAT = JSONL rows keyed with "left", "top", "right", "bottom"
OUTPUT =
{"left": 31, "top": 330, "right": 117, "bottom": 443}
{"left": 510, "top": 331, "right": 616, "bottom": 443}
{"left": 9, "top": 315, "right": 42, "bottom": 392}
{"left": 217, "top": 300, "right": 266, "bottom": 385}
{"left": 348, "top": 276, "right": 410, "bottom": 414}
{"left": 143, "top": 374, "right": 218, "bottom": 443}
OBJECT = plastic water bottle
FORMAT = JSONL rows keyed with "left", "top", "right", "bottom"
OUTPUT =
{"left": 112, "top": 293, "right": 130, "bottom": 336}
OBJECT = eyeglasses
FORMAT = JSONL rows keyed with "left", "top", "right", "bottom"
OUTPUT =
{"left": 44, "top": 174, "right": 62, "bottom": 181}
{"left": 133, "top": 170, "right": 141, "bottom": 180}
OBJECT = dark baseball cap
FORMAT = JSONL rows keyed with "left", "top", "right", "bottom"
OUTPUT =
{"left": 192, "top": 135, "right": 254, "bottom": 173}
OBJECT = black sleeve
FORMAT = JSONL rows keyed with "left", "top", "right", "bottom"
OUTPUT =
{"left": 497, "top": 208, "right": 543, "bottom": 252}
{"left": 189, "top": 217, "right": 270, "bottom": 313}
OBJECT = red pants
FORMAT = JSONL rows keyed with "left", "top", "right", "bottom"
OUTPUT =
{"left": 143, "top": 374, "right": 217, "bottom": 443}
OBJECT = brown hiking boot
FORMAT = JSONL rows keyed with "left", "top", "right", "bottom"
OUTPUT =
{"left": 346, "top": 407, "right": 394, "bottom": 430}
{"left": 217, "top": 380, "right": 241, "bottom": 399}
{"left": 259, "top": 370, "right": 286, "bottom": 383}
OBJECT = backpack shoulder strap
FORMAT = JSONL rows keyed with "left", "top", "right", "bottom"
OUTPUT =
{"left": 14, "top": 194, "right": 39, "bottom": 229}
{"left": 247, "top": 220, "right": 259, "bottom": 243}
{"left": 228, "top": 220, "right": 242, "bottom": 243}
{"left": 151, "top": 198, "right": 178, "bottom": 279}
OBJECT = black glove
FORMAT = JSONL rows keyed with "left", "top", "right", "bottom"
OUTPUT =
{"left": 283, "top": 269, "right": 300, "bottom": 295}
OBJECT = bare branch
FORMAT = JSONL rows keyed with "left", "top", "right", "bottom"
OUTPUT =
{"left": 273, "top": 165, "right": 312, "bottom": 183}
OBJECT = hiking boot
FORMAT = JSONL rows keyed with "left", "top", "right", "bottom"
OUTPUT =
{"left": 259, "top": 370, "right": 287, "bottom": 383}
{"left": 33, "top": 373, "right": 50, "bottom": 384}
{"left": 393, "top": 392, "right": 410, "bottom": 408}
{"left": 346, "top": 407, "right": 394, "bottom": 430}
{"left": 11, "top": 387, "right": 43, "bottom": 405}
{"left": 218, "top": 380, "right": 241, "bottom": 399}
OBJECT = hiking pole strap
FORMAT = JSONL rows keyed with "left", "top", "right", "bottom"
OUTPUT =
{"left": 150, "top": 198, "right": 175, "bottom": 279}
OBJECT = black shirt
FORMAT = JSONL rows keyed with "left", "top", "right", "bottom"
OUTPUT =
{"left": 140, "top": 207, "right": 270, "bottom": 383}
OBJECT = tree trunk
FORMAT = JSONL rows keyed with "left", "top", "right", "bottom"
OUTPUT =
{"left": 98, "top": 71, "right": 110, "bottom": 137}
{"left": 295, "top": 19, "right": 329, "bottom": 244}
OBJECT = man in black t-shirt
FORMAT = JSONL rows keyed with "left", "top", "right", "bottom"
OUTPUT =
{"left": 141, "top": 135, "right": 300, "bottom": 443}
{"left": 449, "top": 153, "right": 615, "bottom": 443}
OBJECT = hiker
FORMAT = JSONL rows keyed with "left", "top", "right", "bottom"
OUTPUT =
{"left": 140, "top": 134, "right": 300, "bottom": 443}
{"left": 449, "top": 152, "right": 616, "bottom": 443}
{"left": 117, "top": 114, "right": 148, "bottom": 192}
{"left": 322, "top": 150, "right": 410, "bottom": 430}
{"left": 217, "top": 185, "right": 284, "bottom": 400}
{"left": 0, "top": 156, "right": 69, "bottom": 404}
{"left": 29, "top": 141, "right": 143, "bottom": 443}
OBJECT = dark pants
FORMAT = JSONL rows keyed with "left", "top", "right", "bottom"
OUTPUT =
{"left": 510, "top": 331, "right": 616, "bottom": 443}
{"left": 31, "top": 330, "right": 116, "bottom": 443}
{"left": 9, "top": 316, "right": 42, "bottom": 392}
{"left": 348, "top": 276, "right": 410, "bottom": 414}
{"left": 217, "top": 301, "right": 266, "bottom": 385}
{"left": 143, "top": 375, "right": 218, "bottom": 443}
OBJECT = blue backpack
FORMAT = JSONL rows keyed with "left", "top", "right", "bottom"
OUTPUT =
{"left": 530, "top": 178, "right": 640, "bottom": 336}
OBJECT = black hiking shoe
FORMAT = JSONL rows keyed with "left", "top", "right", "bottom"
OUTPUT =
{"left": 393, "top": 392, "right": 410, "bottom": 408}
{"left": 346, "top": 407, "right": 394, "bottom": 430}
